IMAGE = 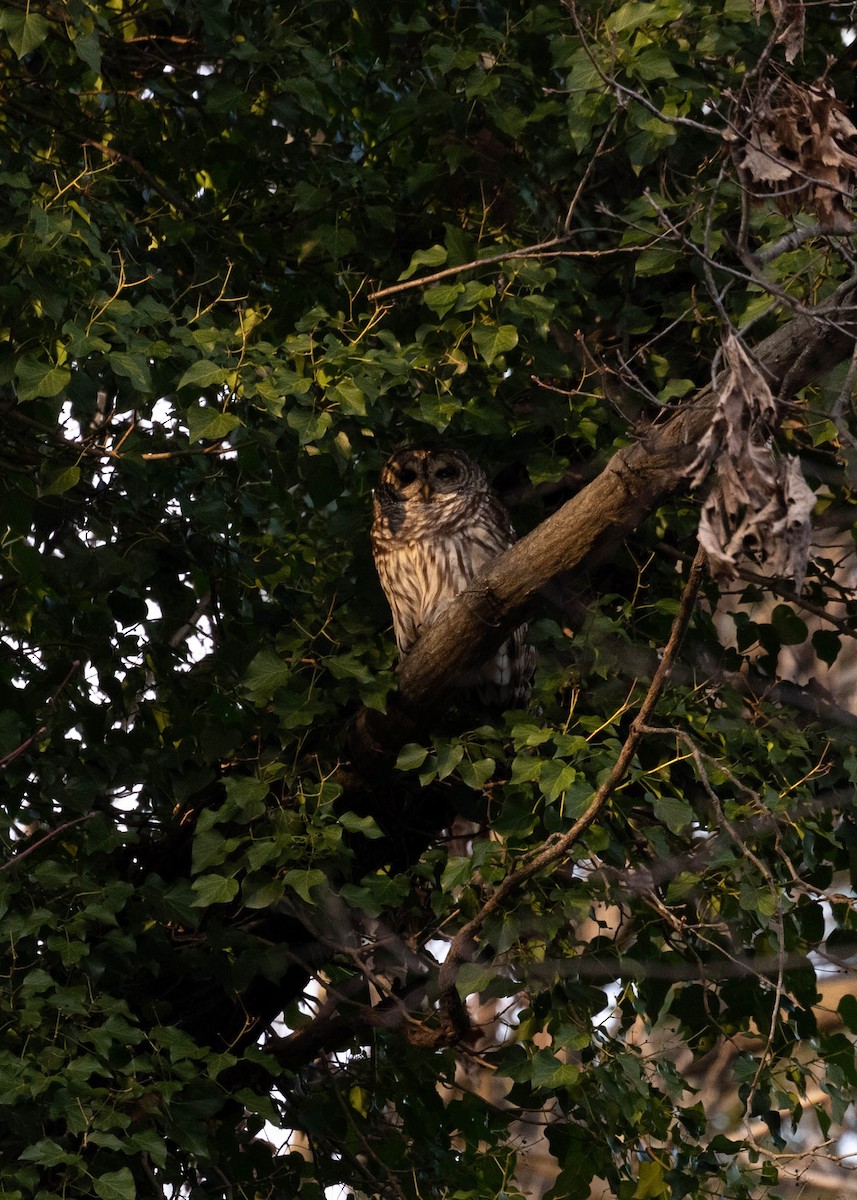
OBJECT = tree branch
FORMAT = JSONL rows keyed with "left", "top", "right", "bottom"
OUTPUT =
{"left": 349, "top": 286, "right": 857, "bottom": 769}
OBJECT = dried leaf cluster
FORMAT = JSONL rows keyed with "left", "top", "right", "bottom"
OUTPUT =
{"left": 730, "top": 78, "right": 857, "bottom": 231}
{"left": 752, "top": 0, "right": 805, "bottom": 63}
{"left": 688, "top": 334, "right": 816, "bottom": 589}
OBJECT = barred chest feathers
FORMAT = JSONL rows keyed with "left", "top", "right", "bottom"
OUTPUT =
{"left": 370, "top": 446, "right": 535, "bottom": 708}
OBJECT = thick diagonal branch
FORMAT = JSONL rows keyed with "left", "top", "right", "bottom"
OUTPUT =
{"left": 350, "top": 287, "right": 857, "bottom": 766}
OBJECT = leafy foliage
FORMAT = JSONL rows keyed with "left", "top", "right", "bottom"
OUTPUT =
{"left": 2, "top": 0, "right": 857, "bottom": 1197}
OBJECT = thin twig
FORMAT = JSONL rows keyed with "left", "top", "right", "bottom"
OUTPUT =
{"left": 756, "top": 224, "right": 856, "bottom": 264}
{"left": 367, "top": 239, "right": 644, "bottom": 302}
{"left": 563, "top": 110, "right": 619, "bottom": 233}
{"left": 831, "top": 339, "right": 857, "bottom": 449}
{"left": 368, "top": 235, "right": 568, "bottom": 301}
{"left": 0, "top": 659, "right": 80, "bottom": 769}
{"left": 0, "top": 812, "right": 97, "bottom": 874}
{"left": 436, "top": 546, "right": 708, "bottom": 1009}
{"left": 322, "top": 1059, "right": 410, "bottom": 1200}
{"left": 658, "top": 541, "right": 857, "bottom": 643}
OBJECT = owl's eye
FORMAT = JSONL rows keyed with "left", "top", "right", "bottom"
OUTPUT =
{"left": 434, "top": 466, "right": 460, "bottom": 481}
{"left": 397, "top": 467, "right": 417, "bottom": 485}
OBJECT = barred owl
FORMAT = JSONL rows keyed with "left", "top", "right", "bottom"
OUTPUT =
{"left": 371, "top": 447, "right": 535, "bottom": 708}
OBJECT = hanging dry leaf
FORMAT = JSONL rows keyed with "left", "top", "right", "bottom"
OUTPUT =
{"left": 688, "top": 333, "right": 815, "bottom": 589}
{"left": 739, "top": 128, "right": 794, "bottom": 183}
{"left": 751, "top": 0, "right": 805, "bottom": 62}
{"left": 729, "top": 77, "right": 857, "bottom": 230}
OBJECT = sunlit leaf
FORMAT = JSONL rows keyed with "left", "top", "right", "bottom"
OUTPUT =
{"left": 0, "top": 9, "right": 50, "bottom": 58}
{"left": 187, "top": 404, "right": 242, "bottom": 442}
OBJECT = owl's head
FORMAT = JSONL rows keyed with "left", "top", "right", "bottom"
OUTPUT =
{"left": 377, "top": 447, "right": 486, "bottom": 505}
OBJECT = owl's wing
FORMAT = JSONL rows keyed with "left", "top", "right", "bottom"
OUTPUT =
{"left": 464, "top": 493, "right": 517, "bottom": 569}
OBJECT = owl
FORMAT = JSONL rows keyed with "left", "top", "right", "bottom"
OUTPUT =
{"left": 371, "top": 446, "right": 535, "bottom": 708}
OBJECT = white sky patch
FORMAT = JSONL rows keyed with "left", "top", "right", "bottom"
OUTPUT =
{"left": 592, "top": 979, "right": 622, "bottom": 1031}
{"left": 83, "top": 660, "right": 112, "bottom": 706}
{"left": 59, "top": 399, "right": 83, "bottom": 443}
{"left": 111, "top": 783, "right": 144, "bottom": 813}
{"left": 839, "top": 1129, "right": 857, "bottom": 1163}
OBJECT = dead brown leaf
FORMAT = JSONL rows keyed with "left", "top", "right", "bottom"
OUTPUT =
{"left": 752, "top": 0, "right": 805, "bottom": 62}
{"left": 731, "top": 77, "right": 857, "bottom": 230}
{"left": 688, "top": 333, "right": 815, "bottom": 589}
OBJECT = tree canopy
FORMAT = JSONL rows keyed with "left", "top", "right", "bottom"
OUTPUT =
{"left": 3, "top": 0, "right": 857, "bottom": 1197}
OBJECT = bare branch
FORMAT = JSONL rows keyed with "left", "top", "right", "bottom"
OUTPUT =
{"left": 367, "top": 236, "right": 640, "bottom": 302}
{"left": 0, "top": 812, "right": 97, "bottom": 874}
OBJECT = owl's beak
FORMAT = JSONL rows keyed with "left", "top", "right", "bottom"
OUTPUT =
{"left": 419, "top": 482, "right": 431, "bottom": 501}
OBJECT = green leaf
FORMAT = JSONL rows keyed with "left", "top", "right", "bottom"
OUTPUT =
{"left": 458, "top": 757, "right": 496, "bottom": 789}
{"left": 191, "top": 828, "right": 230, "bottom": 873}
{"left": 396, "top": 743, "right": 429, "bottom": 771}
{"left": 187, "top": 404, "right": 242, "bottom": 442}
{"left": 708, "top": 1135, "right": 744, "bottom": 1154}
{"left": 604, "top": 1, "right": 657, "bottom": 31}
{"left": 424, "top": 284, "right": 464, "bottom": 317}
{"left": 286, "top": 407, "right": 332, "bottom": 444}
{"left": 15, "top": 356, "right": 70, "bottom": 401}
{"left": 331, "top": 379, "right": 367, "bottom": 415}
{"left": 0, "top": 710, "right": 24, "bottom": 756}
{"left": 73, "top": 28, "right": 102, "bottom": 73}
{"left": 338, "top": 811, "right": 384, "bottom": 838}
{"left": 223, "top": 776, "right": 269, "bottom": 818}
{"left": 18, "top": 1138, "right": 75, "bottom": 1166}
{"left": 531, "top": 1050, "right": 580, "bottom": 1089}
{"left": 838, "top": 992, "right": 857, "bottom": 1034}
{"left": 283, "top": 868, "right": 327, "bottom": 904}
{"left": 539, "top": 759, "right": 577, "bottom": 803}
{"left": 562, "top": 46, "right": 607, "bottom": 91}
{"left": 110, "top": 351, "right": 152, "bottom": 393}
{"left": 191, "top": 873, "right": 239, "bottom": 907}
{"left": 93, "top": 1168, "right": 137, "bottom": 1200}
{"left": 436, "top": 742, "right": 465, "bottom": 780}
{"left": 0, "top": 9, "right": 50, "bottom": 58}
{"left": 770, "top": 605, "right": 808, "bottom": 646}
{"left": 632, "top": 47, "right": 679, "bottom": 82}
{"left": 454, "top": 281, "right": 495, "bottom": 310}
{"left": 398, "top": 243, "right": 447, "bottom": 281}
{"left": 652, "top": 793, "right": 694, "bottom": 834}
{"left": 471, "top": 323, "right": 519, "bottom": 364}
{"left": 657, "top": 377, "right": 695, "bottom": 402}
{"left": 178, "top": 360, "right": 227, "bottom": 390}
{"left": 242, "top": 876, "right": 285, "bottom": 908}
{"left": 243, "top": 650, "right": 292, "bottom": 703}
{"left": 812, "top": 629, "right": 841, "bottom": 666}
{"left": 510, "top": 754, "right": 543, "bottom": 784}
{"left": 39, "top": 464, "right": 80, "bottom": 497}
{"left": 455, "top": 961, "right": 496, "bottom": 997}
{"left": 633, "top": 1159, "right": 668, "bottom": 1199}
{"left": 441, "top": 856, "right": 473, "bottom": 892}
{"left": 635, "top": 248, "right": 680, "bottom": 277}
